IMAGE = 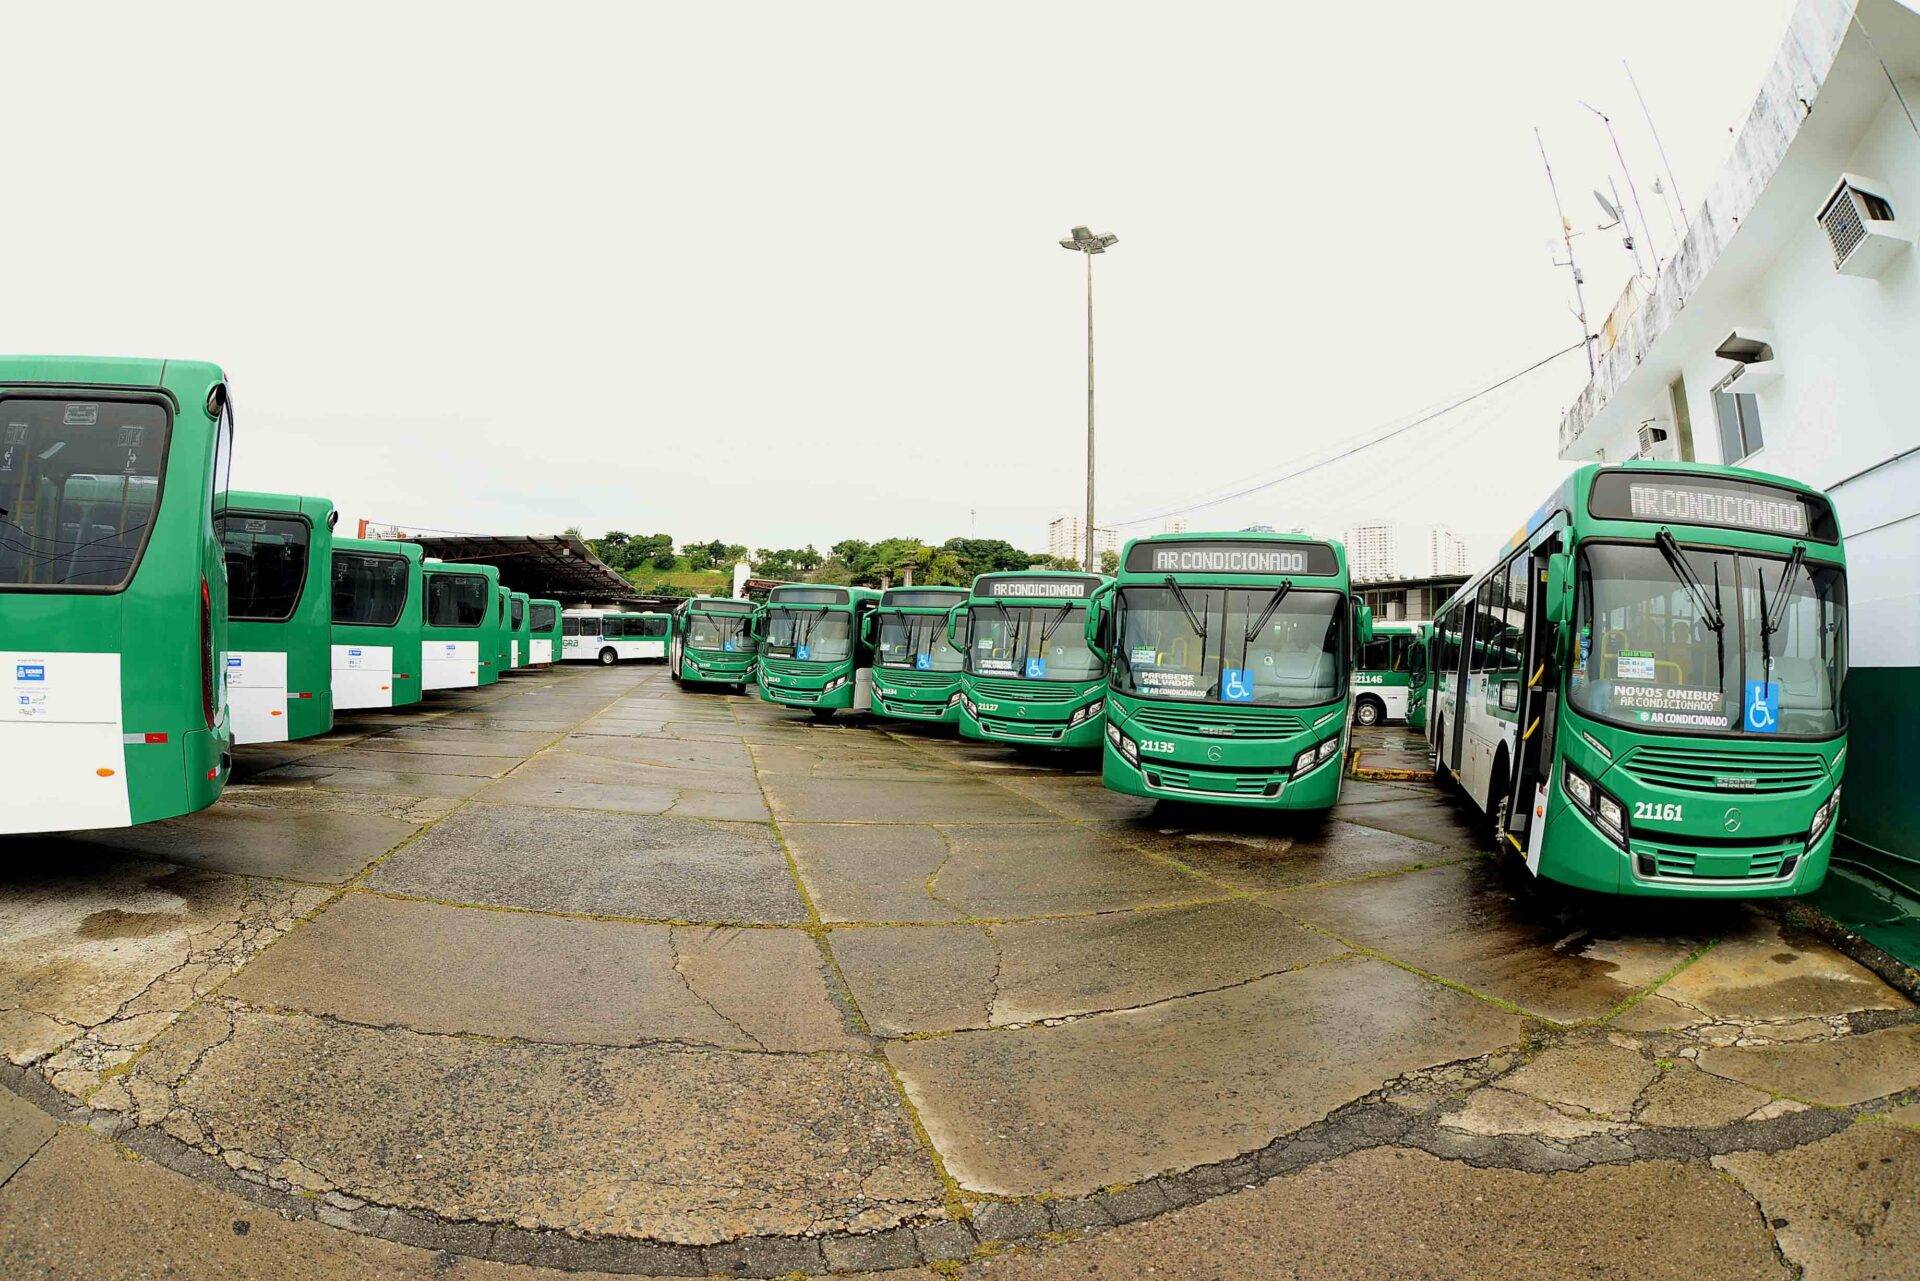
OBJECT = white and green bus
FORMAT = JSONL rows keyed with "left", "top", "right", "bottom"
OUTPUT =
{"left": 1352, "top": 620, "right": 1429, "bottom": 727}
{"left": 1428, "top": 461, "right": 1848, "bottom": 898}
{"left": 562, "top": 609, "right": 670, "bottom": 663}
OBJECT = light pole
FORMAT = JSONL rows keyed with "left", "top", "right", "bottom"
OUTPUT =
{"left": 1059, "top": 225, "right": 1117, "bottom": 573}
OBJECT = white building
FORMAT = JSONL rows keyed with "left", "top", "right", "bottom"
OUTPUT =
{"left": 1343, "top": 521, "right": 1471, "bottom": 581}
{"left": 1555, "top": 0, "right": 1919, "bottom": 912}
{"left": 1047, "top": 515, "right": 1119, "bottom": 561}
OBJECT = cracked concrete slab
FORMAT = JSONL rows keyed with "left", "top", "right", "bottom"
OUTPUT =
{"left": 248, "top": 761, "right": 496, "bottom": 799}
{"left": 763, "top": 774, "right": 1057, "bottom": 824}
{"left": 1495, "top": 1036, "right": 1660, "bottom": 1117}
{"left": 72, "top": 804, "right": 420, "bottom": 884}
{"left": 311, "top": 748, "right": 522, "bottom": 778}
{"left": 477, "top": 750, "right": 771, "bottom": 821}
{"left": 783, "top": 823, "right": 966, "bottom": 923}
{"left": 957, "top": 1147, "right": 1790, "bottom": 1281}
{"left": 366, "top": 803, "right": 805, "bottom": 922}
{"left": 888, "top": 954, "right": 1527, "bottom": 1196}
{"left": 1715, "top": 1122, "right": 1919, "bottom": 1280}
{"left": 1331, "top": 794, "right": 1485, "bottom": 850}
{"left": 219, "top": 894, "right": 858, "bottom": 1051}
{"left": 1633, "top": 1061, "right": 1771, "bottom": 1128}
{"left": 1098, "top": 815, "right": 1456, "bottom": 893}
{"left": 1277, "top": 859, "right": 1710, "bottom": 1022}
{"left": 1655, "top": 916, "right": 1911, "bottom": 1022}
{"left": 1697, "top": 1024, "right": 1920, "bottom": 1107}
{"left": 0, "top": 1086, "right": 55, "bottom": 1182}
{"left": 144, "top": 1008, "right": 943, "bottom": 1244}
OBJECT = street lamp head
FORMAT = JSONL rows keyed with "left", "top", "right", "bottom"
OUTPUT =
{"left": 1059, "top": 226, "right": 1118, "bottom": 254}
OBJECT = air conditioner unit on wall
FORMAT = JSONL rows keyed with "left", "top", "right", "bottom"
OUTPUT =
{"left": 1635, "top": 420, "right": 1679, "bottom": 462}
{"left": 1818, "top": 174, "right": 1913, "bottom": 278}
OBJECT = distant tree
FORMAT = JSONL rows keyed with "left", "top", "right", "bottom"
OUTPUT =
{"left": 651, "top": 550, "right": 678, "bottom": 571}
{"left": 752, "top": 545, "right": 823, "bottom": 579}
{"left": 1029, "top": 553, "right": 1084, "bottom": 572}
{"left": 940, "top": 537, "right": 1041, "bottom": 579}
{"left": 1099, "top": 549, "right": 1118, "bottom": 575}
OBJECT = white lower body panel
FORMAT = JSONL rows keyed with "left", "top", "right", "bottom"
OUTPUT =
{"left": 423, "top": 639, "right": 481, "bottom": 690}
{"left": 332, "top": 643, "right": 395, "bottom": 710}
{"left": 1, "top": 651, "right": 130, "bottom": 834}
{"left": 227, "top": 650, "right": 289, "bottom": 745}
{"left": 532, "top": 639, "right": 553, "bottom": 664}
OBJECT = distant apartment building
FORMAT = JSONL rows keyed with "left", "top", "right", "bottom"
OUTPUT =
{"left": 1343, "top": 521, "right": 1470, "bottom": 582}
{"left": 1047, "top": 515, "right": 1119, "bottom": 561}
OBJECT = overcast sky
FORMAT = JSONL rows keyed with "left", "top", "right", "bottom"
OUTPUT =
{"left": 6, "top": 1, "right": 1795, "bottom": 562}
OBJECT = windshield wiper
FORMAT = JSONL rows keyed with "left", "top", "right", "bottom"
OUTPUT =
{"left": 1163, "top": 576, "right": 1209, "bottom": 640}
{"left": 1242, "top": 581, "right": 1293, "bottom": 644}
{"left": 1039, "top": 604, "right": 1074, "bottom": 643}
{"left": 1653, "top": 532, "right": 1724, "bottom": 634}
{"left": 1762, "top": 544, "right": 1805, "bottom": 641}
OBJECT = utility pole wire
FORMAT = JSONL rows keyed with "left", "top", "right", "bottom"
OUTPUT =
{"left": 1111, "top": 341, "right": 1587, "bottom": 528}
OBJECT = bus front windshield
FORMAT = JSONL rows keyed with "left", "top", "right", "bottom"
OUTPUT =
{"left": 877, "top": 613, "right": 963, "bottom": 671}
{"left": 687, "top": 612, "right": 753, "bottom": 653}
{"left": 1114, "top": 585, "right": 1345, "bottom": 707}
{"left": 1571, "top": 542, "right": 1846, "bottom": 737}
{"left": 764, "top": 608, "right": 852, "bottom": 663}
{"left": 968, "top": 603, "right": 1103, "bottom": 681}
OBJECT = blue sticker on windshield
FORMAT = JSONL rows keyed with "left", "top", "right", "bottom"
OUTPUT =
{"left": 1744, "top": 679, "right": 1780, "bottom": 734}
{"left": 1024, "top": 656, "right": 1047, "bottom": 679}
{"left": 1220, "top": 668, "right": 1255, "bottom": 703}
{"left": 723, "top": 638, "right": 737, "bottom": 652}
{"left": 915, "top": 653, "right": 932, "bottom": 670}
{"left": 796, "top": 644, "right": 811, "bottom": 660}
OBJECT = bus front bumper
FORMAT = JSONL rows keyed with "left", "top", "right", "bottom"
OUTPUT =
{"left": 1536, "top": 790, "right": 1836, "bottom": 897}
{"left": 759, "top": 668, "right": 854, "bottom": 710}
{"left": 681, "top": 651, "right": 755, "bottom": 684}
{"left": 956, "top": 692, "right": 1104, "bottom": 748}
{"left": 873, "top": 686, "right": 962, "bottom": 724}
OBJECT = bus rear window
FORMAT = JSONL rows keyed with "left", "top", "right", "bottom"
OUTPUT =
{"left": 333, "top": 551, "right": 408, "bottom": 627}
{"left": 424, "top": 573, "right": 488, "bottom": 627}
{"left": 0, "top": 398, "right": 169, "bottom": 591}
{"left": 511, "top": 597, "right": 525, "bottom": 628}
{"left": 220, "top": 514, "right": 311, "bottom": 622}
{"left": 530, "top": 603, "right": 557, "bottom": 631}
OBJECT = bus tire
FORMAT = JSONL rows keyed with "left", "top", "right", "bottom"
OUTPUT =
{"left": 598, "top": 648, "right": 618, "bottom": 666}
{"left": 1433, "top": 718, "right": 1450, "bottom": 785}
{"left": 1354, "top": 696, "right": 1384, "bottom": 728}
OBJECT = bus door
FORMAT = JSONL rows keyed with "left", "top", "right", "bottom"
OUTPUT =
{"left": 1506, "top": 545, "right": 1558, "bottom": 857}
{"left": 1449, "top": 603, "right": 1472, "bottom": 771}
{"left": 1406, "top": 632, "right": 1429, "bottom": 727}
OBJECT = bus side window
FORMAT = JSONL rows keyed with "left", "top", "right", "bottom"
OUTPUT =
{"left": 1501, "top": 558, "right": 1527, "bottom": 672}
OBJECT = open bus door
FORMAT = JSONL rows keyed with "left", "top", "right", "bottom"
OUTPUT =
{"left": 1505, "top": 542, "right": 1564, "bottom": 868}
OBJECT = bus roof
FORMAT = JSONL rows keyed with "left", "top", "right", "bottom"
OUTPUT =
{"left": 423, "top": 561, "right": 499, "bottom": 583}
{"left": 0, "top": 355, "right": 225, "bottom": 388}
{"left": 1113, "top": 530, "right": 1348, "bottom": 583}
{"left": 879, "top": 585, "right": 969, "bottom": 608}
{"left": 766, "top": 584, "right": 880, "bottom": 605}
{"left": 334, "top": 536, "right": 422, "bottom": 563}
{"left": 223, "top": 491, "right": 337, "bottom": 527}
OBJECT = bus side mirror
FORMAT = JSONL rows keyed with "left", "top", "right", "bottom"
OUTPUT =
{"left": 1544, "top": 553, "right": 1573, "bottom": 627}
{"left": 1356, "top": 604, "right": 1375, "bottom": 646}
{"left": 945, "top": 604, "right": 967, "bottom": 647}
{"left": 1084, "top": 583, "right": 1114, "bottom": 658}
{"left": 859, "top": 613, "right": 874, "bottom": 645}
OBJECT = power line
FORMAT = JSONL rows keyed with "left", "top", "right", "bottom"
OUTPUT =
{"left": 1112, "top": 340, "right": 1587, "bottom": 527}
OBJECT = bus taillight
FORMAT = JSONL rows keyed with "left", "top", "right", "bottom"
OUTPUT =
{"left": 200, "top": 578, "right": 218, "bottom": 730}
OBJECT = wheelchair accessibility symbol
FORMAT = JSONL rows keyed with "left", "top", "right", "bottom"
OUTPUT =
{"left": 915, "top": 653, "right": 932, "bottom": 670}
{"left": 1220, "top": 668, "right": 1255, "bottom": 703}
{"left": 1743, "top": 679, "right": 1780, "bottom": 734}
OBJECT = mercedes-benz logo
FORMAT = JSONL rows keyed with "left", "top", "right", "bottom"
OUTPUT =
{"left": 1723, "top": 807, "right": 1744, "bottom": 834}
{"left": 1206, "top": 745, "right": 1223, "bottom": 762}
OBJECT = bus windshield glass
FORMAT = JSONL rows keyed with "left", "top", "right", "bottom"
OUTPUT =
{"left": 0, "top": 398, "right": 169, "bottom": 591}
{"left": 764, "top": 608, "right": 852, "bottom": 662}
{"left": 1114, "top": 586, "right": 1345, "bottom": 706}
{"left": 1571, "top": 542, "right": 1846, "bottom": 737}
{"left": 425, "top": 574, "right": 488, "bottom": 627}
{"left": 968, "top": 604, "right": 1103, "bottom": 681}
{"left": 221, "top": 515, "right": 311, "bottom": 622}
{"left": 877, "top": 613, "right": 963, "bottom": 671}
{"left": 332, "top": 552, "right": 408, "bottom": 626}
{"left": 687, "top": 612, "right": 752, "bottom": 652}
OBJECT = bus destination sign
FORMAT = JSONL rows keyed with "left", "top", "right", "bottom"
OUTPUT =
{"left": 1589, "top": 471, "right": 1837, "bottom": 542}
{"left": 979, "top": 576, "right": 1098, "bottom": 600}
{"left": 1124, "top": 540, "right": 1339, "bottom": 576}
{"left": 769, "top": 587, "right": 848, "bottom": 605}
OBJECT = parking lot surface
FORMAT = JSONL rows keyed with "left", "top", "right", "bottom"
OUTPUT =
{"left": 1, "top": 663, "right": 1915, "bottom": 1278}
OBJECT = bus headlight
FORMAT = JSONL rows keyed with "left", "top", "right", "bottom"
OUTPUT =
{"left": 947, "top": 692, "right": 963, "bottom": 707}
{"left": 1594, "top": 792, "right": 1626, "bottom": 846}
{"left": 823, "top": 675, "right": 848, "bottom": 693}
{"left": 1563, "top": 765, "right": 1627, "bottom": 849}
{"left": 1810, "top": 786, "right": 1841, "bottom": 843}
{"left": 1069, "top": 699, "right": 1104, "bottom": 727}
{"left": 1317, "top": 736, "right": 1341, "bottom": 763}
{"left": 1106, "top": 720, "right": 1138, "bottom": 764}
{"left": 1563, "top": 767, "right": 1593, "bottom": 810}
{"left": 1292, "top": 742, "right": 1329, "bottom": 779}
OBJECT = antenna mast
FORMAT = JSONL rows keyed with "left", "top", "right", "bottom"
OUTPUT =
{"left": 1582, "top": 100, "right": 1662, "bottom": 274}
{"left": 1624, "top": 60, "right": 1687, "bottom": 239}
{"left": 1536, "top": 127, "right": 1594, "bottom": 376}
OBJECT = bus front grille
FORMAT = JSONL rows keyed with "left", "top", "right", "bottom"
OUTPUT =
{"left": 1632, "top": 838, "right": 1801, "bottom": 883}
{"left": 878, "top": 668, "right": 954, "bottom": 688}
{"left": 978, "top": 716, "right": 1065, "bottom": 740}
{"left": 1617, "top": 746, "right": 1827, "bottom": 795}
{"left": 1128, "top": 703, "right": 1305, "bottom": 741}
{"left": 970, "top": 676, "right": 1078, "bottom": 703}
{"left": 1143, "top": 764, "right": 1285, "bottom": 798}
{"left": 761, "top": 658, "right": 828, "bottom": 677}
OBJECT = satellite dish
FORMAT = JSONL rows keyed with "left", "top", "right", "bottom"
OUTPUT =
{"left": 1593, "top": 190, "right": 1622, "bottom": 223}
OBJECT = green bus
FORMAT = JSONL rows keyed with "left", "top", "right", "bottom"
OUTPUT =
{"left": 507, "top": 590, "right": 532, "bottom": 669}
{"left": 419, "top": 561, "right": 499, "bottom": 691}
{"left": 219, "top": 491, "right": 337, "bottom": 744}
{"left": 1428, "top": 461, "right": 1848, "bottom": 897}
{"left": 1089, "top": 533, "right": 1363, "bottom": 808}
{"left": 528, "top": 598, "right": 562, "bottom": 665}
{"left": 1353, "top": 620, "right": 1429, "bottom": 728}
{"left": 669, "top": 596, "right": 757, "bottom": 690}
{"left": 949, "top": 570, "right": 1109, "bottom": 748}
{"left": 757, "top": 584, "right": 880, "bottom": 719}
{"left": 330, "top": 536, "right": 423, "bottom": 711}
{"left": 1406, "top": 622, "right": 1433, "bottom": 732}
{"left": 0, "top": 357, "right": 234, "bottom": 834}
{"left": 869, "top": 585, "right": 970, "bottom": 724}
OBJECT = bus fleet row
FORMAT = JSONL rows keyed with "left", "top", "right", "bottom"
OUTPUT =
{"left": 2, "top": 356, "right": 1852, "bottom": 900}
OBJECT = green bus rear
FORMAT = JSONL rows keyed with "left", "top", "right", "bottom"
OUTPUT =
{"left": 1090, "top": 533, "right": 1361, "bottom": 809}
{"left": 670, "top": 596, "right": 757, "bottom": 690}
{"left": 952, "top": 571, "right": 1109, "bottom": 748}
{"left": 1353, "top": 620, "right": 1428, "bottom": 728}
{"left": 219, "top": 491, "right": 337, "bottom": 744}
{"left": 330, "top": 536, "right": 423, "bottom": 711}
{"left": 419, "top": 561, "right": 498, "bottom": 691}
{"left": 757, "top": 584, "right": 880, "bottom": 718}
{"left": 1428, "top": 461, "right": 1848, "bottom": 897}
{"left": 0, "top": 357, "right": 233, "bottom": 835}
{"left": 508, "top": 591, "right": 532, "bottom": 669}
{"left": 869, "top": 585, "right": 970, "bottom": 725}
{"left": 528, "top": 598, "right": 562, "bottom": 665}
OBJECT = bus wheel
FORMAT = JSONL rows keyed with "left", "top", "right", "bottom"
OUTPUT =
{"left": 1354, "top": 696, "right": 1383, "bottom": 728}
{"left": 598, "top": 648, "right": 618, "bottom": 666}
{"left": 1432, "top": 718, "right": 1449, "bottom": 784}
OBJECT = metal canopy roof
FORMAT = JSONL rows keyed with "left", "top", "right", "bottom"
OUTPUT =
{"left": 397, "top": 534, "right": 639, "bottom": 605}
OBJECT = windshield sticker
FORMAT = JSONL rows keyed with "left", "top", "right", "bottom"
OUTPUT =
{"left": 1024, "top": 657, "right": 1048, "bottom": 679}
{"left": 1612, "top": 684, "right": 1726, "bottom": 728}
{"left": 1744, "top": 679, "right": 1781, "bottom": 734}
{"left": 915, "top": 653, "right": 932, "bottom": 670}
{"left": 980, "top": 658, "right": 1014, "bottom": 672}
{"left": 723, "top": 638, "right": 738, "bottom": 652}
{"left": 1615, "top": 651, "right": 1656, "bottom": 682}
{"left": 795, "top": 644, "right": 811, "bottom": 660}
{"left": 1130, "top": 646, "right": 1158, "bottom": 664}
{"left": 1220, "top": 668, "right": 1255, "bottom": 702}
